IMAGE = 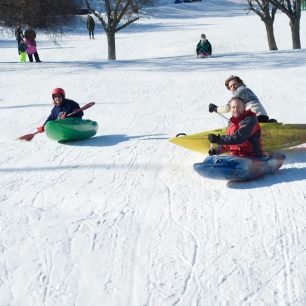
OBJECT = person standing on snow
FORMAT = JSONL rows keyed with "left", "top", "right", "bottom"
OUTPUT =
{"left": 196, "top": 34, "right": 212, "bottom": 58}
{"left": 37, "top": 88, "right": 84, "bottom": 133}
{"left": 24, "top": 24, "right": 41, "bottom": 62}
{"left": 18, "top": 39, "right": 27, "bottom": 63}
{"left": 207, "top": 97, "right": 264, "bottom": 157}
{"left": 208, "top": 75, "right": 276, "bottom": 123}
{"left": 15, "top": 23, "right": 24, "bottom": 54}
{"left": 87, "top": 14, "right": 95, "bottom": 39}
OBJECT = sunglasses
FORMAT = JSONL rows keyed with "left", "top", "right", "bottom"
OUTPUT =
{"left": 53, "top": 94, "right": 63, "bottom": 99}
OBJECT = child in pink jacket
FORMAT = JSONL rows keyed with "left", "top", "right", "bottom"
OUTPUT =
{"left": 25, "top": 39, "right": 41, "bottom": 62}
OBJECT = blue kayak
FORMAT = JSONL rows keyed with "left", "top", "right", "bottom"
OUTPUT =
{"left": 193, "top": 153, "right": 286, "bottom": 181}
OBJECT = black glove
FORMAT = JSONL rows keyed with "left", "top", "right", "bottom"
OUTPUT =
{"left": 209, "top": 103, "right": 217, "bottom": 113}
{"left": 208, "top": 134, "right": 220, "bottom": 144}
{"left": 208, "top": 148, "right": 217, "bottom": 155}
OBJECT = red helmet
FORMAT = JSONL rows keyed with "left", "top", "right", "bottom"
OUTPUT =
{"left": 52, "top": 88, "right": 65, "bottom": 98}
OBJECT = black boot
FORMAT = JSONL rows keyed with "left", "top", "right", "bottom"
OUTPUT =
{"left": 34, "top": 52, "right": 41, "bottom": 62}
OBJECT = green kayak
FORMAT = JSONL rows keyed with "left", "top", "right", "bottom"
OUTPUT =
{"left": 45, "top": 118, "right": 98, "bottom": 142}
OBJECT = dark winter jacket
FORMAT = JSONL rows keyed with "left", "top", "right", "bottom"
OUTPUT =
{"left": 196, "top": 39, "right": 212, "bottom": 55}
{"left": 44, "top": 99, "right": 83, "bottom": 125}
{"left": 87, "top": 16, "right": 95, "bottom": 31}
{"left": 15, "top": 26, "right": 23, "bottom": 42}
{"left": 24, "top": 28, "right": 36, "bottom": 41}
{"left": 217, "top": 110, "right": 263, "bottom": 157}
{"left": 18, "top": 41, "right": 27, "bottom": 53}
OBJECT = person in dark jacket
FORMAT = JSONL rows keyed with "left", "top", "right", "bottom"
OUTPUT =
{"left": 208, "top": 97, "right": 264, "bottom": 157}
{"left": 87, "top": 14, "right": 95, "bottom": 39}
{"left": 196, "top": 34, "right": 212, "bottom": 58}
{"left": 37, "top": 88, "right": 83, "bottom": 133}
{"left": 15, "top": 23, "right": 24, "bottom": 54}
{"left": 24, "top": 24, "right": 36, "bottom": 41}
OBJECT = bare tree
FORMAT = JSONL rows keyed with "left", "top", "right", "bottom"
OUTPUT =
{"left": 84, "top": 0, "right": 140, "bottom": 60}
{"left": 246, "top": 0, "right": 278, "bottom": 50}
{"left": 269, "top": 0, "right": 302, "bottom": 49}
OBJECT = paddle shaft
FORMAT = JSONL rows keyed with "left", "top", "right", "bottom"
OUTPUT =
{"left": 215, "top": 111, "right": 229, "bottom": 122}
{"left": 66, "top": 102, "right": 95, "bottom": 117}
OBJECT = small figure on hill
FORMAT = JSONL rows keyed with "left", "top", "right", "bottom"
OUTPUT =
{"left": 24, "top": 24, "right": 41, "bottom": 62}
{"left": 87, "top": 14, "right": 95, "bottom": 39}
{"left": 208, "top": 97, "right": 264, "bottom": 157}
{"left": 196, "top": 34, "right": 212, "bottom": 58}
{"left": 208, "top": 75, "right": 277, "bottom": 123}
{"left": 18, "top": 39, "right": 27, "bottom": 63}
{"left": 15, "top": 23, "right": 24, "bottom": 54}
{"left": 37, "top": 88, "right": 84, "bottom": 133}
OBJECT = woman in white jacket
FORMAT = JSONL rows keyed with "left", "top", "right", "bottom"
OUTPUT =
{"left": 209, "top": 75, "right": 276, "bottom": 123}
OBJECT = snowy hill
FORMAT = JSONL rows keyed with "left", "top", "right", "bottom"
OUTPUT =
{"left": 0, "top": 0, "right": 306, "bottom": 305}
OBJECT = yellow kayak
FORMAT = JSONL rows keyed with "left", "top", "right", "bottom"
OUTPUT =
{"left": 169, "top": 123, "right": 306, "bottom": 154}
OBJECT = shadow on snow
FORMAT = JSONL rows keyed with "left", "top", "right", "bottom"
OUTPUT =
{"left": 65, "top": 133, "right": 169, "bottom": 147}
{"left": 2, "top": 49, "right": 305, "bottom": 73}
{"left": 227, "top": 147, "right": 306, "bottom": 189}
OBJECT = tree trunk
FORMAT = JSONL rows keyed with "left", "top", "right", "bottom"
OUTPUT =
{"left": 290, "top": 19, "right": 301, "bottom": 49}
{"left": 107, "top": 31, "right": 116, "bottom": 60}
{"left": 264, "top": 20, "right": 278, "bottom": 50}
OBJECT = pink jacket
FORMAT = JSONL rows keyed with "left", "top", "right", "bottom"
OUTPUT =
{"left": 25, "top": 39, "right": 37, "bottom": 55}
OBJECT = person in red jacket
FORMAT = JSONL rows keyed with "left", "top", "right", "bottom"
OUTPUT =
{"left": 208, "top": 97, "right": 264, "bottom": 157}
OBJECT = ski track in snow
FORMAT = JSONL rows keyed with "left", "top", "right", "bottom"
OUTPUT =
{"left": 1, "top": 0, "right": 306, "bottom": 305}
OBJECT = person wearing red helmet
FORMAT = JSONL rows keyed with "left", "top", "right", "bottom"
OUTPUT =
{"left": 37, "top": 88, "right": 83, "bottom": 133}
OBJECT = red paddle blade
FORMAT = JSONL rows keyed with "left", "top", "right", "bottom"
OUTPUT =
{"left": 17, "top": 132, "right": 38, "bottom": 141}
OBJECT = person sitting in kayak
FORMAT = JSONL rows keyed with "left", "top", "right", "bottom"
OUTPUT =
{"left": 37, "top": 88, "right": 84, "bottom": 133}
{"left": 208, "top": 97, "right": 264, "bottom": 157}
{"left": 208, "top": 75, "right": 276, "bottom": 123}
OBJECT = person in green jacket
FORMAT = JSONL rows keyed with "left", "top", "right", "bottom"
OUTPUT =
{"left": 196, "top": 34, "right": 212, "bottom": 58}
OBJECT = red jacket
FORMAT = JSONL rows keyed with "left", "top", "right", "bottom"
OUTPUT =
{"left": 218, "top": 110, "right": 263, "bottom": 157}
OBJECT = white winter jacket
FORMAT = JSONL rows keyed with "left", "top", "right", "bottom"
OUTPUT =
{"left": 217, "top": 85, "right": 268, "bottom": 117}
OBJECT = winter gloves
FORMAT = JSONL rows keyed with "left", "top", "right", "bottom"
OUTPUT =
{"left": 208, "top": 103, "right": 217, "bottom": 113}
{"left": 208, "top": 134, "right": 220, "bottom": 144}
{"left": 208, "top": 148, "right": 217, "bottom": 155}
{"left": 37, "top": 126, "right": 44, "bottom": 133}
{"left": 208, "top": 134, "right": 221, "bottom": 155}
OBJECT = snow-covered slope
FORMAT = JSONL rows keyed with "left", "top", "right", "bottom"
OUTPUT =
{"left": 0, "top": 0, "right": 306, "bottom": 305}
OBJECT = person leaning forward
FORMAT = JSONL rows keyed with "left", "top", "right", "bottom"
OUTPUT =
{"left": 208, "top": 97, "right": 264, "bottom": 157}
{"left": 208, "top": 75, "right": 276, "bottom": 123}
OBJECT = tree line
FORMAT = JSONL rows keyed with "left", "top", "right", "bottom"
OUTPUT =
{"left": 0, "top": 0, "right": 81, "bottom": 29}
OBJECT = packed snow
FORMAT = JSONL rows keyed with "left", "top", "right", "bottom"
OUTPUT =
{"left": 1, "top": 0, "right": 306, "bottom": 305}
